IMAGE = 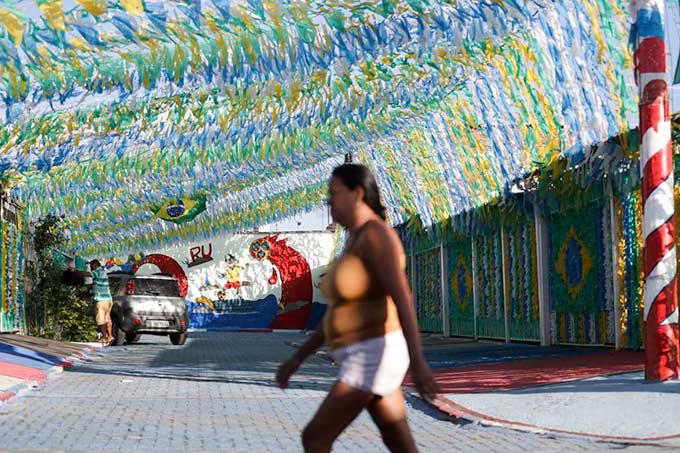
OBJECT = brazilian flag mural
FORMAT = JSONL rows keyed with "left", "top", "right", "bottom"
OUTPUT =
{"left": 548, "top": 202, "right": 614, "bottom": 345}
{"left": 446, "top": 236, "right": 474, "bottom": 338}
{"left": 153, "top": 195, "right": 207, "bottom": 224}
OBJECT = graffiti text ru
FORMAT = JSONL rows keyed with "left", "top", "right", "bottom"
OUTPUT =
{"left": 189, "top": 243, "right": 213, "bottom": 262}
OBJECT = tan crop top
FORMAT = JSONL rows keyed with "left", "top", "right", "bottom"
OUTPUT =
{"left": 320, "top": 222, "right": 403, "bottom": 349}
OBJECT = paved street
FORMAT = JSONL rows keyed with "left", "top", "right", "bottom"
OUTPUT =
{"left": 0, "top": 332, "right": 662, "bottom": 452}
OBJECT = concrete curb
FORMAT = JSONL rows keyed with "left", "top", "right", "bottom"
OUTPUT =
{"left": 423, "top": 392, "right": 680, "bottom": 445}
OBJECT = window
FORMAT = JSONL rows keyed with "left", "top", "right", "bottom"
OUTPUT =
{"left": 108, "top": 276, "right": 125, "bottom": 295}
{"left": 133, "top": 279, "right": 180, "bottom": 296}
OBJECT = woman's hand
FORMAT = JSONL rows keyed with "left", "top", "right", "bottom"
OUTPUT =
{"left": 410, "top": 358, "right": 440, "bottom": 402}
{"left": 276, "top": 356, "right": 302, "bottom": 389}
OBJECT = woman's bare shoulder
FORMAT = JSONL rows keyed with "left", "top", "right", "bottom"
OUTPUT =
{"left": 361, "top": 220, "right": 402, "bottom": 250}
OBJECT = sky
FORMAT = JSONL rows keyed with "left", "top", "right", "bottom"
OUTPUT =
{"left": 259, "top": 206, "right": 332, "bottom": 232}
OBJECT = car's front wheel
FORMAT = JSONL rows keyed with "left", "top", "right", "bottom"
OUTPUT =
{"left": 169, "top": 332, "right": 187, "bottom": 345}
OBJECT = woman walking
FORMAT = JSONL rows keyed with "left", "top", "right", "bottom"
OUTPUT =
{"left": 276, "top": 164, "right": 439, "bottom": 453}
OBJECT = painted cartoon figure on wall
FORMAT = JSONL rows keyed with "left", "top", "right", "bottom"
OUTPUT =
{"left": 193, "top": 275, "right": 224, "bottom": 312}
{"left": 250, "top": 235, "right": 313, "bottom": 329}
{"left": 194, "top": 273, "right": 219, "bottom": 312}
{"left": 218, "top": 254, "right": 251, "bottom": 298}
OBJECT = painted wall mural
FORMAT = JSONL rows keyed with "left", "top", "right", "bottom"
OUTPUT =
{"left": 474, "top": 232, "right": 505, "bottom": 340}
{"left": 505, "top": 221, "right": 540, "bottom": 342}
{"left": 617, "top": 190, "right": 644, "bottom": 350}
{"left": 102, "top": 231, "right": 338, "bottom": 330}
{"left": 446, "top": 236, "right": 474, "bottom": 338}
{"left": 249, "top": 234, "right": 312, "bottom": 330}
{"left": 548, "top": 202, "right": 615, "bottom": 345}
{"left": 414, "top": 247, "right": 442, "bottom": 333}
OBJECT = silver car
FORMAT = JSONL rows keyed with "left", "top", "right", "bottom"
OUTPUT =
{"left": 108, "top": 273, "right": 189, "bottom": 345}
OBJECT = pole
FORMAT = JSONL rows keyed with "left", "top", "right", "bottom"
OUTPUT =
{"left": 631, "top": 0, "right": 679, "bottom": 380}
{"left": 534, "top": 204, "right": 552, "bottom": 346}
{"left": 440, "top": 238, "right": 450, "bottom": 336}
{"left": 471, "top": 236, "right": 479, "bottom": 340}
{"left": 500, "top": 229, "right": 510, "bottom": 343}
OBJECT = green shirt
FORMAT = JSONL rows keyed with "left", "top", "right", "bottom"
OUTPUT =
{"left": 92, "top": 267, "right": 112, "bottom": 301}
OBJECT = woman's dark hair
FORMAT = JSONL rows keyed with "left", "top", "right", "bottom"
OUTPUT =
{"left": 331, "top": 164, "right": 387, "bottom": 221}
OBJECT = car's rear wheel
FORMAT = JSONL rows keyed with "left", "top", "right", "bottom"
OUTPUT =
{"left": 169, "top": 332, "right": 187, "bottom": 345}
{"left": 125, "top": 332, "right": 141, "bottom": 344}
{"left": 112, "top": 323, "right": 125, "bottom": 346}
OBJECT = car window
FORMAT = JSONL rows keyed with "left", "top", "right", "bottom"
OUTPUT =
{"left": 133, "top": 279, "right": 180, "bottom": 296}
{"left": 108, "top": 276, "right": 125, "bottom": 295}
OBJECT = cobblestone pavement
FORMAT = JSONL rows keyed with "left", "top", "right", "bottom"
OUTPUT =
{"left": 0, "top": 332, "right": 666, "bottom": 452}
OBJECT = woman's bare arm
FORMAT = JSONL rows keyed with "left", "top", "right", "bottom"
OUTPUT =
{"left": 292, "top": 329, "right": 325, "bottom": 362}
{"left": 276, "top": 329, "right": 325, "bottom": 389}
{"left": 362, "top": 222, "right": 439, "bottom": 400}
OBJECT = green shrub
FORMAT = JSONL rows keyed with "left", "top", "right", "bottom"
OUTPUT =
{"left": 26, "top": 215, "right": 98, "bottom": 342}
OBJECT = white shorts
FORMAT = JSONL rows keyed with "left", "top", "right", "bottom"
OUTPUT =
{"left": 331, "top": 330, "right": 410, "bottom": 396}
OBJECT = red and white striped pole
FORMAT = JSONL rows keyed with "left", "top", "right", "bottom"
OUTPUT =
{"left": 631, "top": 0, "right": 679, "bottom": 380}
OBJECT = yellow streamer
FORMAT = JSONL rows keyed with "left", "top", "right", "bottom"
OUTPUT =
{"left": 38, "top": 0, "right": 66, "bottom": 31}
{"left": 0, "top": 8, "right": 23, "bottom": 45}
{"left": 616, "top": 198, "right": 628, "bottom": 345}
{"left": 120, "top": 0, "right": 143, "bottom": 15}
{"left": 75, "top": 0, "right": 107, "bottom": 16}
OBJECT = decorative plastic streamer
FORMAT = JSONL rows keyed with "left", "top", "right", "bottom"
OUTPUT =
{"left": 0, "top": 0, "right": 637, "bottom": 257}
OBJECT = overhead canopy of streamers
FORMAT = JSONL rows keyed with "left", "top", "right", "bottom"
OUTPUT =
{"left": 0, "top": 0, "right": 637, "bottom": 256}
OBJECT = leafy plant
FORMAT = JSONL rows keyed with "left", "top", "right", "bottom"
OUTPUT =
{"left": 26, "top": 214, "right": 98, "bottom": 342}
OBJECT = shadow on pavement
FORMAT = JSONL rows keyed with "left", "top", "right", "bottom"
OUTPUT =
{"left": 66, "top": 331, "right": 337, "bottom": 392}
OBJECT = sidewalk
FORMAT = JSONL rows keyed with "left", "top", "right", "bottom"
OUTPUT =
{"left": 413, "top": 336, "right": 680, "bottom": 445}
{"left": 0, "top": 333, "right": 102, "bottom": 401}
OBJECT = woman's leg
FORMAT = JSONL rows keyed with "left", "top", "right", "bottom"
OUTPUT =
{"left": 367, "top": 389, "right": 417, "bottom": 453}
{"left": 302, "top": 381, "right": 374, "bottom": 453}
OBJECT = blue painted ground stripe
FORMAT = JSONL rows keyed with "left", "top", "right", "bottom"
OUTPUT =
{"left": 0, "top": 343, "right": 64, "bottom": 366}
{"left": 0, "top": 348, "right": 62, "bottom": 370}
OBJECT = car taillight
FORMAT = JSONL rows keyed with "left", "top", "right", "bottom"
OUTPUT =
{"left": 126, "top": 280, "right": 136, "bottom": 295}
{"left": 133, "top": 318, "right": 141, "bottom": 326}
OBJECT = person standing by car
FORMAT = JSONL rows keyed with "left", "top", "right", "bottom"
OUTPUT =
{"left": 89, "top": 259, "right": 113, "bottom": 346}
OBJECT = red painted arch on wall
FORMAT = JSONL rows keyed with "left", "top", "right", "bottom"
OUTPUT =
{"left": 131, "top": 254, "right": 188, "bottom": 297}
